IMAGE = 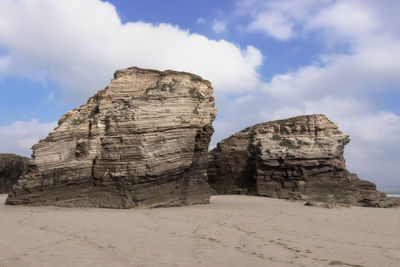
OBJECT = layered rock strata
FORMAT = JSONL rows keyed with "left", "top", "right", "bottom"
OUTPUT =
{"left": 7, "top": 67, "right": 217, "bottom": 208}
{"left": 0, "top": 154, "right": 29, "bottom": 194}
{"left": 208, "top": 115, "right": 396, "bottom": 207}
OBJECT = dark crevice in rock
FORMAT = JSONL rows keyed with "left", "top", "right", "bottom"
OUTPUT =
{"left": 0, "top": 154, "right": 29, "bottom": 194}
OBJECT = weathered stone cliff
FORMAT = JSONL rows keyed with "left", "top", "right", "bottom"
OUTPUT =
{"left": 208, "top": 115, "right": 397, "bottom": 207}
{"left": 0, "top": 154, "right": 29, "bottom": 194}
{"left": 7, "top": 67, "right": 217, "bottom": 208}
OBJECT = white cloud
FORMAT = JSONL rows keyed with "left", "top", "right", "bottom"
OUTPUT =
{"left": 248, "top": 11, "right": 295, "bottom": 40}
{"left": 0, "top": 120, "right": 57, "bottom": 156}
{"left": 306, "top": 1, "right": 379, "bottom": 41}
{"left": 0, "top": 0, "right": 262, "bottom": 102}
{"left": 241, "top": 0, "right": 400, "bottom": 45}
{"left": 0, "top": 56, "right": 9, "bottom": 73}
{"left": 264, "top": 40, "right": 400, "bottom": 101}
{"left": 341, "top": 112, "right": 400, "bottom": 189}
{"left": 242, "top": 0, "right": 325, "bottom": 40}
{"left": 196, "top": 17, "right": 205, "bottom": 24}
{"left": 212, "top": 19, "right": 227, "bottom": 34}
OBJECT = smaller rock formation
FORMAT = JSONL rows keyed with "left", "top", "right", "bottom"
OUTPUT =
{"left": 7, "top": 67, "right": 217, "bottom": 208}
{"left": 208, "top": 114, "right": 397, "bottom": 207}
{"left": 0, "top": 154, "right": 29, "bottom": 194}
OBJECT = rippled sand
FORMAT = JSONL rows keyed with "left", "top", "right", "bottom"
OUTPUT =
{"left": 0, "top": 194, "right": 399, "bottom": 267}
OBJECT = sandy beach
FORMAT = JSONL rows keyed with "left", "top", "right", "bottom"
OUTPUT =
{"left": 0, "top": 194, "right": 399, "bottom": 267}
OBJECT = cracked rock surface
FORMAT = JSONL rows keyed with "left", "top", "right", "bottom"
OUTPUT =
{"left": 7, "top": 67, "right": 217, "bottom": 208}
{"left": 208, "top": 114, "right": 397, "bottom": 207}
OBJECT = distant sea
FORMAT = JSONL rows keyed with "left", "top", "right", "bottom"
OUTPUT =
{"left": 385, "top": 191, "right": 400, "bottom": 197}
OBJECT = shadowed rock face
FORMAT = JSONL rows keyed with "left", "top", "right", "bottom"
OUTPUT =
{"left": 0, "top": 154, "right": 29, "bottom": 194}
{"left": 7, "top": 67, "right": 217, "bottom": 208}
{"left": 208, "top": 115, "right": 397, "bottom": 207}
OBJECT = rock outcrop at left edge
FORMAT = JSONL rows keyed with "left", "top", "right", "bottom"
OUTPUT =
{"left": 6, "top": 67, "right": 217, "bottom": 208}
{"left": 0, "top": 154, "right": 29, "bottom": 194}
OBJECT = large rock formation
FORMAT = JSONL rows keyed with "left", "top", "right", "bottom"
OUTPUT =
{"left": 7, "top": 67, "right": 217, "bottom": 208}
{"left": 0, "top": 154, "right": 29, "bottom": 194}
{"left": 208, "top": 115, "right": 397, "bottom": 207}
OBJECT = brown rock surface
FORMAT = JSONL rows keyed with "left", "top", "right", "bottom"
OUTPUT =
{"left": 0, "top": 154, "right": 29, "bottom": 194}
{"left": 6, "top": 67, "right": 217, "bottom": 208}
{"left": 208, "top": 114, "right": 397, "bottom": 207}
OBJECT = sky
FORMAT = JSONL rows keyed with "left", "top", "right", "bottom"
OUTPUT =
{"left": 0, "top": 0, "right": 399, "bottom": 190}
